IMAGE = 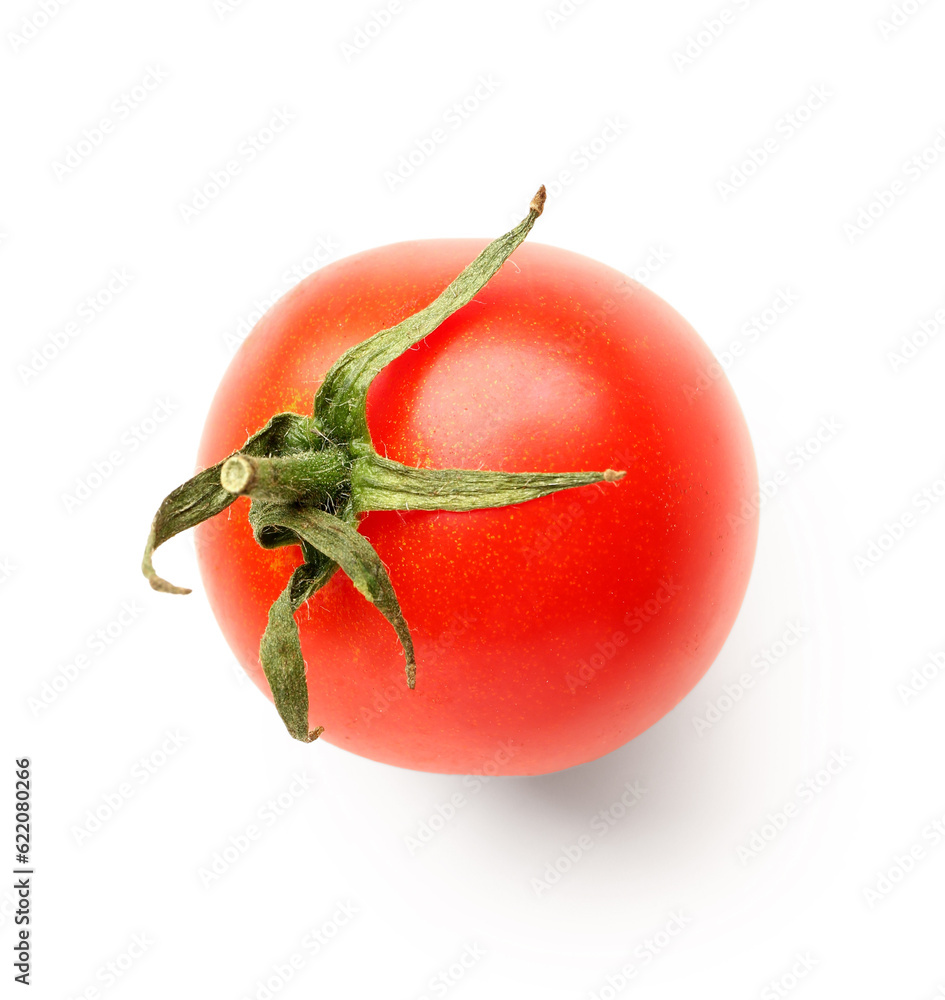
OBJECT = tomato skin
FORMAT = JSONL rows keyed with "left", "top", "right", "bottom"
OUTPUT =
{"left": 195, "top": 240, "right": 758, "bottom": 775}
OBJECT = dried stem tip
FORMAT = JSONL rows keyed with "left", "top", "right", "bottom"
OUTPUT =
{"left": 221, "top": 455, "right": 256, "bottom": 494}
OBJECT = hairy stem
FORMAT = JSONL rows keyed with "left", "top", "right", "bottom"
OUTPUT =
{"left": 221, "top": 449, "right": 349, "bottom": 504}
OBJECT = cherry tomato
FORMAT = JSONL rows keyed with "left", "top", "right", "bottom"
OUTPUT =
{"left": 195, "top": 239, "right": 758, "bottom": 775}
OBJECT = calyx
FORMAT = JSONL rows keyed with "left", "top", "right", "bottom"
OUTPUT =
{"left": 142, "top": 186, "right": 625, "bottom": 743}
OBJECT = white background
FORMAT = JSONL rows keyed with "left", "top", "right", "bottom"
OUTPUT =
{"left": 2, "top": 0, "right": 944, "bottom": 997}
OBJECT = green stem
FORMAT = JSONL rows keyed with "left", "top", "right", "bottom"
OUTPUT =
{"left": 221, "top": 449, "right": 349, "bottom": 504}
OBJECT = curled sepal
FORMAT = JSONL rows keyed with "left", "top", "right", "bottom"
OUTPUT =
{"left": 314, "top": 185, "right": 547, "bottom": 447}
{"left": 259, "top": 558, "right": 338, "bottom": 743}
{"left": 250, "top": 503, "right": 417, "bottom": 689}
{"left": 142, "top": 412, "right": 318, "bottom": 594}
{"left": 142, "top": 462, "right": 233, "bottom": 594}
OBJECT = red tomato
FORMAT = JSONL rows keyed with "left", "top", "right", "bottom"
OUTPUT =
{"left": 195, "top": 240, "right": 758, "bottom": 775}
